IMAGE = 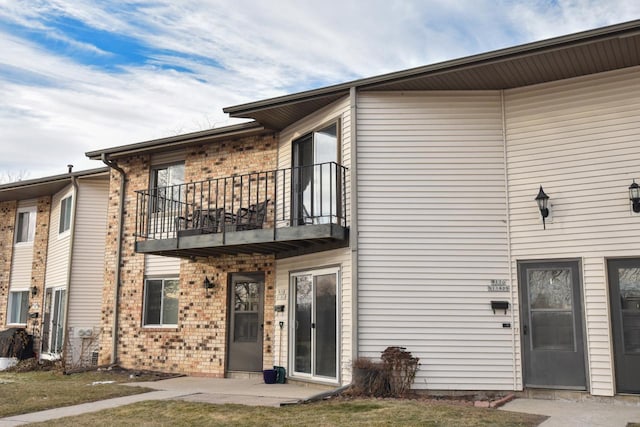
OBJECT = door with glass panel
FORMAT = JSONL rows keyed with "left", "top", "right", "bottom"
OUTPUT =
{"left": 291, "top": 268, "right": 338, "bottom": 380}
{"left": 607, "top": 258, "right": 640, "bottom": 393}
{"left": 519, "top": 261, "right": 586, "bottom": 389}
{"left": 228, "top": 273, "right": 264, "bottom": 372}
{"left": 41, "top": 287, "right": 67, "bottom": 357}
{"left": 292, "top": 123, "right": 339, "bottom": 225}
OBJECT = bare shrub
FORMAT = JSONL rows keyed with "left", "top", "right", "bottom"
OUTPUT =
{"left": 350, "top": 346, "right": 419, "bottom": 397}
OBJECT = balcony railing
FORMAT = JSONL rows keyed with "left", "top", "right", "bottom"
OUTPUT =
{"left": 134, "top": 162, "right": 348, "bottom": 256}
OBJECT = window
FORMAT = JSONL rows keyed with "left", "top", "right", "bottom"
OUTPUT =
{"left": 15, "top": 208, "right": 36, "bottom": 243}
{"left": 151, "top": 163, "right": 185, "bottom": 212}
{"left": 143, "top": 278, "right": 179, "bottom": 326}
{"left": 59, "top": 196, "right": 72, "bottom": 233}
{"left": 8, "top": 291, "right": 29, "bottom": 324}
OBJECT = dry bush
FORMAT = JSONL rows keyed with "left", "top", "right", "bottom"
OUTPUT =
{"left": 350, "top": 346, "right": 419, "bottom": 398}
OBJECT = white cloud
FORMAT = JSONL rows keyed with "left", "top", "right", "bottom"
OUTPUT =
{"left": 0, "top": 0, "right": 639, "bottom": 179}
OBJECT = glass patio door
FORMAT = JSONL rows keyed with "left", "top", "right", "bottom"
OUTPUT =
{"left": 42, "top": 287, "right": 67, "bottom": 357}
{"left": 292, "top": 123, "right": 338, "bottom": 225}
{"left": 291, "top": 268, "right": 338, "bottom": 380}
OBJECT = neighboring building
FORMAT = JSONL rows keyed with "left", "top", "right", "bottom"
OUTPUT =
{"left": 0, "top": 168, "right": 110, "bottom": 368}
{"left": 87, "top": 20, "right": 640, "bottom": 397}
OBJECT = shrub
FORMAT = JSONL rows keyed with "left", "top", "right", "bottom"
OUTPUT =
{"left": 350, "top": 346, "right": 419, "bottom": 397}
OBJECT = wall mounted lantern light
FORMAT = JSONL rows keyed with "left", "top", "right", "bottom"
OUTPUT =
{"left": 535, "top": 186, "right": 550, "bottom": 229}
{"left": 630, "top": 180, "right": 640, "bottom": 213}
{"left": 203, "top": 276, "right": 215, "bottom": 290}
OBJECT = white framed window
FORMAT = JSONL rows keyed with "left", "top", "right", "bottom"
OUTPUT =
{"left": 59, "top": 196, "right": 72, "bottom": 234}
{"left": 143, "top": 278, "right": 179, "bottom": 327}
{"left": 8, "top": 290, "right": 29, "bottom": 325}
{"left": 15, "top": 207, "right": 36, "bottom": 244}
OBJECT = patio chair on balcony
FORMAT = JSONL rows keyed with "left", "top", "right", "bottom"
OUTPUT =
{"left": 231, "top": 199, "right": 270, "bottom": 231}
{"left": 176, "top": 207, "right": 225, "bottom": 236}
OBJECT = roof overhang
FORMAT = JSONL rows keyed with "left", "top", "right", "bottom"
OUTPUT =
{"left": 0, "top": 167, "right": 109, "bottom": 202}
{"left": 86, "top": 121, "right": 273, "bottom": 160}
{"left": 224, "top": 19, "right": 640, "bottom": 130}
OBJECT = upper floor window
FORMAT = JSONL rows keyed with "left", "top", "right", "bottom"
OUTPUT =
{"left": 59, "top": 196, "right": 72, "bottom": 234}
{"left": 151, "top": 163, "right": 185, "bottom": 213}
{"left": 15, "top": 208, "right": 36, "bottom": 243}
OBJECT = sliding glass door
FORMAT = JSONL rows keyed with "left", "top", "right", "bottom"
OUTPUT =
{"left": 42, "top": 287, "right": 66, "bottom": 357}
{"left": 291, "top": 267, "right": 338, "bottom": 381}
{"left": 292, "top": 123, "right": 339, "bottom": 225}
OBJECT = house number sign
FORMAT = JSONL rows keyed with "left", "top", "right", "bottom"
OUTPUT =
{"left": 488, "top": 279, "right": 509, "bottom": 292}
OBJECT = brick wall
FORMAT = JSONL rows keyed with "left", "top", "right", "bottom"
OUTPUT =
{"left": 28, "top": 196, "right": 51, "bottom": 345}
{"left": 99, "top": 132, "right": 279, "bottom": 375}
{"left": 0, "top": 201, "right": 17, "bottom": 327}
{"left": 0, "top": 196, "right": 50, "bottom": 348}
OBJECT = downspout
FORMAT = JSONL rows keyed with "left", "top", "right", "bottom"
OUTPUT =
{"left": 61, "top": 168, "right": 79, "bottom": 365}
{"left": 101, "top": 153, "right": 126, "bottom": 365}
{"left": 349, "top": 86, "right": 359, "bottom": 370}
{"left": 501, "top": 90, "right": 518, "bottom": 391}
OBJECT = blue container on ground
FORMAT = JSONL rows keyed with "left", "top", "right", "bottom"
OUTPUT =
{"left": 263, "top": 369, "right": 277, "bottom": 384}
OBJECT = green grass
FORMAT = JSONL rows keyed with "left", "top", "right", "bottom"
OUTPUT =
{"left": 0, "top": 370, "right": 152, "bottom": 418}
{"left": 29, "top": 398, "right": 547, "bottom": 427}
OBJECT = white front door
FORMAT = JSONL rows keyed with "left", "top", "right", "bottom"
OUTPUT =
{"left": 291, "top": 267, "right": 339, "bottom": 381}
{"left": 41, "top": 287, "right": 66, "bottom": 358}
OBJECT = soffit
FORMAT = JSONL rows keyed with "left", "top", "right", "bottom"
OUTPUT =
{"left": 224, "top": 20, "right": 640, "bottom": 130}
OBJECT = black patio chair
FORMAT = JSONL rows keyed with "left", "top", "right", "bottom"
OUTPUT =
{"left": 232, "top": 199, "right": 270, "bottom": 231}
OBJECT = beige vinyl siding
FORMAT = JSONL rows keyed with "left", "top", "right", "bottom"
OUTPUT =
{"left": 357, "top": 91, "right": 511, "bottom": 390}
{"left": 151, "top": 150, "right": 185, "bottom": 166}
{"left": 145, "top": 254, "right": 180, "bottom": 276}
{"left": 9, "top": 200, "right": 38, "bottom": 291}
{"left": 276, "top": 96, "right": 353, "bottom": 384}
{"left": 45, "top": 187, "right": 72, "bottom": 288}
{"left": 68, "top": 177, "right": 109, "bottom": 328}
{"left": 504, "top": 66, "right": 640, "bottom": 396}
{"left": 275, "top": 247, "right": 352, "bottom": 383}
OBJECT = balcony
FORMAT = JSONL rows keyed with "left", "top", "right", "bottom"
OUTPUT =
{"left": 134, "top": 162, "right": 348, "bottom": 259}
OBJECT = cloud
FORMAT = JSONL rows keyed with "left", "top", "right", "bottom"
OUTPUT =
{"left": 0, "top": 0, "right": 638, "bottom": 179}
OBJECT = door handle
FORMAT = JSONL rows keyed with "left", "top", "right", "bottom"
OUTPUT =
{"left": 311, "top": 323, "right": 315, "bottom": 329}
{"left": 523, "top": 324, "right": 528, "bottom": 335}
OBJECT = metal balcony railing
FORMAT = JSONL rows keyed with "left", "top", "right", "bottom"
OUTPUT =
{"left": 134, "top": 162, "right": 347, "bottom": 242}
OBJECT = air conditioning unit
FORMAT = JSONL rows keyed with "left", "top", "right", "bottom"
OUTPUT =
{"left": 76, "top": 328, "right": 94, "bottom": 338}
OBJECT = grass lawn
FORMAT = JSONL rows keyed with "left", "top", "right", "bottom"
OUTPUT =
{"left": 0, "top": 370, "right": 153, "bottom": 418}
{"left": 29, "top": 398, "right": 547, "bottom": 427}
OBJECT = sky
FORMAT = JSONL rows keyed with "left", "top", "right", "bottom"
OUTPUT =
{"left": 1, "top": 0, "right": 639, "bottom": 181}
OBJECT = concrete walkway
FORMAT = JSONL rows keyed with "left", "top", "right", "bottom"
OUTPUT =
{"left": 2, "top": 377, "right": 640, "bottom": 426}
{"left": 501, "top": 398, "right": 640, "bottom": 427}
{"left": 0, "top": 377, "right": 324, "bottom": 426}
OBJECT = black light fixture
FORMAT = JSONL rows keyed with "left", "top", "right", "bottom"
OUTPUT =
{"left": 30, "top": 286, "right": 38, "bottom": 297}
{"left": 203, "top": 276, "right": 215, "bottom": 290}
{"left": 630, "top": 180, "right": 640, "bottom": 213}
{"left": 535, "top": 186, "right": 550, "bottom": 229}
